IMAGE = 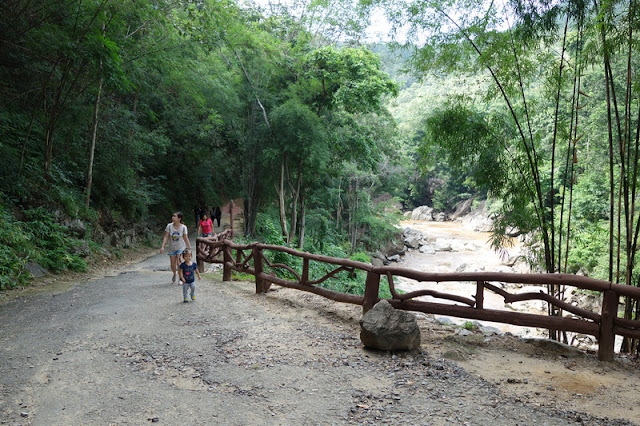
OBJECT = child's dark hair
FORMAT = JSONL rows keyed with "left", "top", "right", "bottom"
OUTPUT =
{"left": 183, "top": 248, "right": 191, "bottom": 256}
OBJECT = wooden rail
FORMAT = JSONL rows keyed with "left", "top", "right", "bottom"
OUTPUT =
{"left": 196, "top": 236, "right": 640, "bottom": 361}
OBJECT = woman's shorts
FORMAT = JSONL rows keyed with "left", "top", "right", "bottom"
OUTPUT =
{"left": 202, "top": 232, "right": 213, "bottom": 237}
{"left": 168, "top": 249, "right": 184, "bottom": 256}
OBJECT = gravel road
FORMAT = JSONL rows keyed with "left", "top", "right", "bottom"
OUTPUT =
{"left": 0, "top": 250, "right": 636, "bottom": 425}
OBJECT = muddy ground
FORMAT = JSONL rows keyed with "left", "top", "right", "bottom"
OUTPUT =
{"left": 0, "top": 246, "right": 639, "bottom": 425}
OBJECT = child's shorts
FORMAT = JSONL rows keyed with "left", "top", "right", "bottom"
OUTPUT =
{"left": 168, "top": 249, "right": 184, "bottom": 256}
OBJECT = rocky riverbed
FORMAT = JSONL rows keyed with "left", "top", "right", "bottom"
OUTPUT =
{"left": 390, "top": 220, "right": 548, "bottom": 335}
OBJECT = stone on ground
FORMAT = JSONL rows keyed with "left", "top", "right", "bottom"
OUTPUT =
{"left": 359, "top": 300, "right": 421, "bottom": 350}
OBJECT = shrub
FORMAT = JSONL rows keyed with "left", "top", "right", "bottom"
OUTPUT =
{"left": 0, "top": 204, "right": 33, "bottom": 289}
{"left": 0, "top": 204, "right": 89, "bottom": 289}
{"left": 461, "top": 321, "right": 477, "bottom": 331}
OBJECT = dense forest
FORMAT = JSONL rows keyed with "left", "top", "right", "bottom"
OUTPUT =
{"left": 2, "top": 1, "right": 640, "bottom": 351}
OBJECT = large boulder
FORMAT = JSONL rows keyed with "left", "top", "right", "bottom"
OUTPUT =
{"left": 419, "top": 244, "right": 435, "bottom": 254}
{"left": 460, "top": 200, "right": 493, "bottom": 232}
{"left": 450, "top": 198, "right": 474, "bottom": 221}
{"left": 411, "top": 206, "right": 434, "bottom": 221}
{"left": 433, "top": 238, "right": 453, "bottom": 252}
{"left": 433, "top": 212, "right": 449, "bottom": 222}
{"left": 360, "top": 300, "right": 421, "bottom": 351}
{"left": 25, "top": 262, "right": 48, "bottom": 278}
{"left": 403, "top": 227, "right": 428, "bottom": 249}
{"left": 404, "top": 235, "right": 421, "bottom": 250}
{"left": 384, "top": 240, "right": 405, "bottom": 257}
{"left": 370, "top": 256, "right": 385, "bottom": 267}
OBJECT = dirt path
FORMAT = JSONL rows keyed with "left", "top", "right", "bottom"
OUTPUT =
{"left": 1, "top": 249, "right": 639, "bottom": 425}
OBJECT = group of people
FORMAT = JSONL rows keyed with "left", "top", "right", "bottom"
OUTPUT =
{"left": 159, "top": 211, "right": 200, "bottom": 303}
{"left": 159, "top": 206, "right": 224, "bottom": 303}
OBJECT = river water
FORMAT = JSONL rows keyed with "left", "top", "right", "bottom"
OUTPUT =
{"left": 396, "top": 220, "right": 549, "bottom": 338}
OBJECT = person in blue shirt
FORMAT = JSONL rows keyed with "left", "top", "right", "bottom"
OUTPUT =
{"left": 178, "top": 249, "right": 201, "bottom": 303}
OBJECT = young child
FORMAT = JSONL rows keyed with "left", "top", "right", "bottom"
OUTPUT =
{"left": 178, "top": 249, "right": 200, "bottom": 302}
{"left": 198, "top": 213, "right": 214, "bottom": 237}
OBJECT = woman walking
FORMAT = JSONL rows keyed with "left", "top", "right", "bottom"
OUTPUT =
{"left": 160, "top": 211, "right": 191, "bottom": 283}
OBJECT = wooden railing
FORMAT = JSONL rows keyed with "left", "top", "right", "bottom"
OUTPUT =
{"left": 196, "top": 236, "right": 640, "bottom": 361}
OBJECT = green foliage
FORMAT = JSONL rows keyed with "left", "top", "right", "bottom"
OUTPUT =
{"left": 302, "top": 46, "right": 399, "bottom": 114}
{"left": 302, "top": 207, "right": 342, "bottom": 252}
{"left": 232, "top": 272, "right": 256, "bottom": 282}
{"left": 0, "top": 244, "right": 27, "bottom": 290}
{"left": 348, "top": 251, "right": 371, "bottom": 263}
{"left": 0, "top": 205, "right": 33, "bottom": 289}
{"left": 0, "top": 0, "right": 411, "bottom": 280}
{"left": 268, "top": 98, "right": 329, "bottom": 173}
{"left": 571, "top": 168, "right": 610, "bottom": 223}
{"left": 311, "top": 247, "right": 383, "bottom": 297}
{"left": 418, "top": 99, "right": 508, "bottom": 212}
{"left": 255, "top": 214, "right": 286, "bottom": 246}
{"left": 255, "top": 214, "right": 302, "bottom": 276}
{"left": 314, "top": 249, "right": 396, "bottom": 299}
{"left": 565, "top": 222, "right": 610, "bottom": 279}
{"left": 22, "top": 208, "right": 88, "bottom": 274}
{"left": 254, "top": 212, "right": 394, "bottom": 297}
{"left": 0, "top": 204, "right": 89, "bottom": 289}
{"left": 357, "top": 200, "right": 403, "bottom": 251}
{"left": 461, "top": 321, "right": 478, "bottom": 331}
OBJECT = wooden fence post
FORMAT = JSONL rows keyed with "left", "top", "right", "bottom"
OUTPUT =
{"left": 229, "top": 199, "right": 235, "bottom": 238}
{"left": 475, "top": 280, "right": 484, "bottom": 309}
{"left": 598, "top": 289, "right": 618, "bottom": 361}
{"left": 254, "top": 245, "right": 265, "bottom": 293}
{"left": 302, "top": 258, "right": 309, "bottom": 284}
{"left": 362, "top": 271, "right": 381, "bottom": 314}
{"left": 222, "top": 243, "right": 232, "bottom": 282}
{"left": 195, "top": 240, "right": 204, "bottom": 273}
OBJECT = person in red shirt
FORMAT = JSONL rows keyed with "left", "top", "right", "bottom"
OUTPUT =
{"left": 198, "top": 213, "right": 214, "bottom": 237}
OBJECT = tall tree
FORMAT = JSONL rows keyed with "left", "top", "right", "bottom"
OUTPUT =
{"left": 270, "top": 46, "right": 398, "bottom": 246}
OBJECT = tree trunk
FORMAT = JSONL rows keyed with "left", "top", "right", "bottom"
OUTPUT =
{"left": 350, "top": 177, "right": 359, "bottom": 252}
{"left": 44, "top": 118, "right": 56, "bottom": 176}
{"left": 298, "top": 192, "right": 306, "bottom": 249}
{"left": 278, "top": 157, "right": 289, "bottom": 241}
{"left": 347, "top": 180, "right": 353, "bottom": 247}
{"left": 85, "top": 63, "right": 103, "bottom": 207}
{"left": 243, "top": 102, "right": 262, "bottom": 238}
{"left": 18, "top": 112, "right": 36, "bottom": 177}
{"left": 618, "top": 1, "right": 640, "bottom": 353}
{"left": 287, "top": 160, "right": 302, "bottom": 244}
{"left": 244, "top": 153, "right": 260, "bottom": 238}
{"left": 336, "top": 177, "right": 343, "bottom": 230}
